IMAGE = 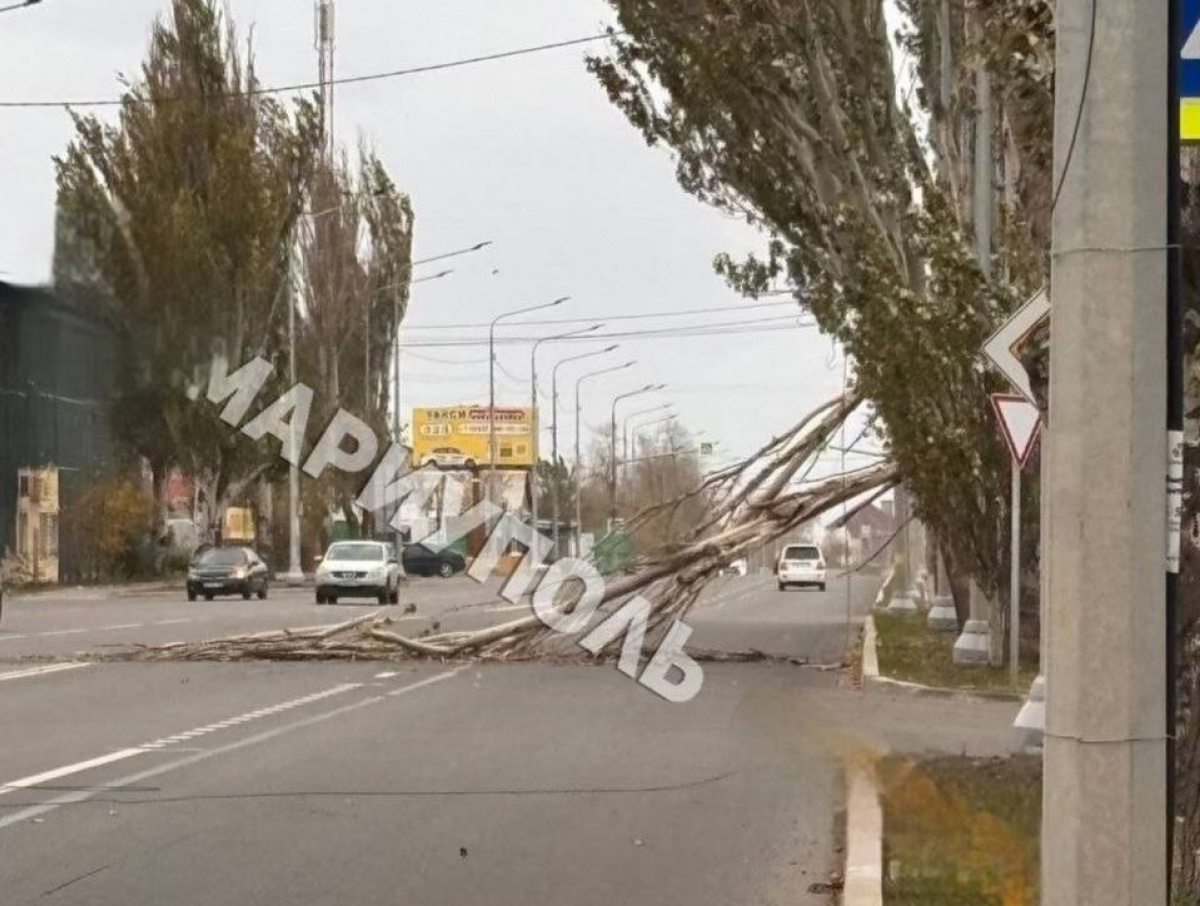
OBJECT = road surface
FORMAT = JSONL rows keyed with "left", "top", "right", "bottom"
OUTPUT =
{"left": 0, "top": 573, "right": 1019, "bottom": 905}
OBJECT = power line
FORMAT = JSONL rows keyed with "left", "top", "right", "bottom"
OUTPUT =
{"left": 400, "top": 315, "right": 815, "bottom": 349}
{"left": 403, "top": 299, "right": 797, "bottom": 331}
{"left": 0, "top": 30, "right": 622, "bottom": 109}
{"left": 1050, "top": 0, "right": 1097, "bottom": 213}
{"left": 0, "top": 0, "right": 43, "bottom": 14}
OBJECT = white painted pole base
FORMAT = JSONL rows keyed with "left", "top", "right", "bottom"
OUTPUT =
{"left": 1013, "top": 674, "right": 1045, "bottom": 753}
{"left": 952, "top": 619, "right": 991, "bottom": 665}
{"left": 886, "top": 592, "right": 919, "bottom": 614}
{"left": 926, "top": 596, "right": 958, "bottom": 632}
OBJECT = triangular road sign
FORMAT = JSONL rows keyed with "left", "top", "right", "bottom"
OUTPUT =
{"left": 990, "top": 394, "right": 1042, "bottom": 468}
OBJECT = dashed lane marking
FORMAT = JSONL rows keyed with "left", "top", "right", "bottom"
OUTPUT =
{"left": 0, "top": 663, "right": 90, "bottom": 682}
{"left": 0, "top": 667, "right": 467, "bottom": 829}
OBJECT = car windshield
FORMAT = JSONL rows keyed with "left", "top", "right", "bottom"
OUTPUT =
{"left": 326, "top": 544, "right": 384, "bottom": 562}
{"left": 783, "top": 546, "right": 820, "bottom": 561}
{"left": 198, "top": 548, "right": 246, "bottom": 567}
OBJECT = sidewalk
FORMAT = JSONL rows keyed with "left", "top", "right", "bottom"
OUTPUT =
{"left": 8, "top": 580, "right": 184, "bottom": 601}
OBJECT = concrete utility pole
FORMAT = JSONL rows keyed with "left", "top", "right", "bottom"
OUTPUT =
{"left": 1041, "top": 0, "right": 1168, "bottom": 901}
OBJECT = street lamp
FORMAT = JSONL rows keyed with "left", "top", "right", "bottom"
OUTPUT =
{"left": 551, "top": 344, "right": 619, "bottom": 554}
{"left": 529, "top": 323, "right": 602, "bottom": 559}
{"left": 622, "top": 403, "right": 674, "bottom": 476}
{"left": 489, "top": 296, "right": 570, "bottom": 502}
{"left": 632, "top": 412, "right": 678, "bottom": 461}
{"left": 609, "top": 384, "right": 666, "bottom": 524}
{"left": 574, "top": 361, "right": 636, "bottom": 555}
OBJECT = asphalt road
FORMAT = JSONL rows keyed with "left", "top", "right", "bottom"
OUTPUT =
{"left": 0, "top": 573, "right": 1019, "bottom": 905}
{"left": 0, "top": 572, "right": 876, "bottom": 663}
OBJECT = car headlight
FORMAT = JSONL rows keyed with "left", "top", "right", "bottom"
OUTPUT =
{"left": 231, "top": 567, "right": 247, "bottom": 579}
{"left": 187, "top": 568, "right": 199, "bottom": 579}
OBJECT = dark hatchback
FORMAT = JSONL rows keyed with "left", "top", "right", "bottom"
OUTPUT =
{"left": 187, "top": 546, "right": 270, "bottom": 601}
{"left": 401, "top": 543, "right": 466, "bottom": 578}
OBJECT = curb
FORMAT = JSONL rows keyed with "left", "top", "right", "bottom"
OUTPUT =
{"left": 860, "top": 615, "right": 1025, "bottom": 703}
{"left": 843, "top": 761, "right": 883, "bottom": 906}
{"left": 861, "top": 615, "right": 880, "bottom": 682}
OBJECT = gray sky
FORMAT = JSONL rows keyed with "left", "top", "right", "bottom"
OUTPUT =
{"left": 0, "top": 0, "right": 875, "bottom": 478}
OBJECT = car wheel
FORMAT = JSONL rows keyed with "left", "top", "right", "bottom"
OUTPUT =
{"left": 204, "top": 594, "right": 214, "bottom": 601}
{"left": 777, "top": 582, "right": 786, "bottom": 591}
{"left": 388, "top": 584, "right": 400, "bottom": 604}
{"left": 257, "top": 583, "right": 268, "bottom": 600}
{"left": 438, "top": 561, "right": 454, "bottom": 579}
{"left": 818, "top": 583, "right": 826, "bottom": 592}
{"left": 315, "top": 592, "right": 325, "bottom": 605}
{"left": 242, "top": 588, "right": 251, "bottom": 600}
{"left": 187, "top": 590, "right": 197, "bottom": 602}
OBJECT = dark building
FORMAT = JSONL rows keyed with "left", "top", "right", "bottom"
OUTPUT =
{"left": 0, "top": 281, "right": 124, "bottom": 575}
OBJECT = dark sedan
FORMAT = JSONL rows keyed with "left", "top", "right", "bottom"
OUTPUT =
{"left": 401, "top": 543, "right": 466, "bottom": 578}
{"left": 187, "top": 546, "right": 270, "bottom": 601}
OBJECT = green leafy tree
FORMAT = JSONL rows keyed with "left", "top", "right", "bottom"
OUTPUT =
{"left": 589, "top": 0, "right": 1052, "bottom": 625}
{"left": 54, "top": 0, "right": 321, "bottom": 543}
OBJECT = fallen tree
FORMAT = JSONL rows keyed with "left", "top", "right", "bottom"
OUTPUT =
{"left": 119, "top": 391, "right": 897, "bottom": 664}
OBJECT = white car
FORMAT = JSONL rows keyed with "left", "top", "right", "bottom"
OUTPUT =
{"left": 422, "top": 447, "right": 477, "bottom": 470}
{"left": 315, "top": 541, "right": 405, "bottom": 605}
{"left": 777, "top": 543, "right": 826, "bottom": 591}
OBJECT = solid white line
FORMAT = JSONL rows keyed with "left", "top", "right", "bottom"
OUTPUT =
{"left": 100, "top": 623, "right": 143, "bottom": 631}
{"left": 0, "top": 668, "right": 466, "bottom": 830}
{"left": 0, "top": 635, "right": 29, "bottom": 643}
{"left": 39, "top": 629, "right": 88, "bottom": 637}
{"left": 0, "top": 663, "right": 89, "bottom": 682}
{"left": 374, "top": 671, "right": 398, "bottom": 679}
{"left": 153, "top": 619, "right": 190, "bottom": 626}
{"left": 0, "top": 748, "right": 145, "bottom": 798}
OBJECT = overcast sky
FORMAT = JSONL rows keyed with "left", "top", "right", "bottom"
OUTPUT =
{"left": 0, "top": 0, "right": 878, "bottom": 480}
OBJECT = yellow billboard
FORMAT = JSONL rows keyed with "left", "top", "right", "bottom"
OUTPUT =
{"left": 411, "top": 405, "right": 536, "bottom": 469}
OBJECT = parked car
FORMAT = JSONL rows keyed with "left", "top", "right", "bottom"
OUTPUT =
{"left": 421, "top": 447, "right": 476, "bottom": 470}
{"left": 187, "top": 546, "right": 270, "bottom": 601}
{"left": 776, "top": 543, "right": 826, "bottom": 591}
{"left": 315, "top": 540, "right": 404, "bottom": 604}
{"left": 402, "top": 542, "right": 466, "bottom": 578}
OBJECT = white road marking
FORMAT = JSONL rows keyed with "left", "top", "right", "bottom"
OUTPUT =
{"left": 0, "top": 663, "right": 89, "bottom": 683}
{"left": 373, "top": 671, "right": 398, "bottom": 679}
{"left": 0, "top": 668, "right": 466, "bottom": 830}
{"left": 153, "top": 619, "right": 190, "bottom": 626}
{"left": 99, "top": 623, "right": 143, "bottom": 631}
{"left": 0, "top": 635, "right": 29, "bottom": 642}
{"left": 39, "top": 629, "right": 89, "bottom": 637}
{"left": 0, "top": 749, "right": 145, "bottom": 798}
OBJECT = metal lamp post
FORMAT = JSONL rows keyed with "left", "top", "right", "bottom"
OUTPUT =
{"left": 528, "top": 323, "right": 601, "bottom": 560}
{"left": 488, "top": 296, "right": 570, "bottom": 504}
{"left": 609, "top": 384, "right": 666, "bottom": 525}
{"left": 551, "top": 345, "right": 619, "bottom": 556}
{"left": 632, "top": 412, "right": 678, "bottom": 461}
{"left": 574, "top": 361, "right": 636, "bottom": 556}
{"left": 622, "top": 403, "right": 673, "bottom": 481}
